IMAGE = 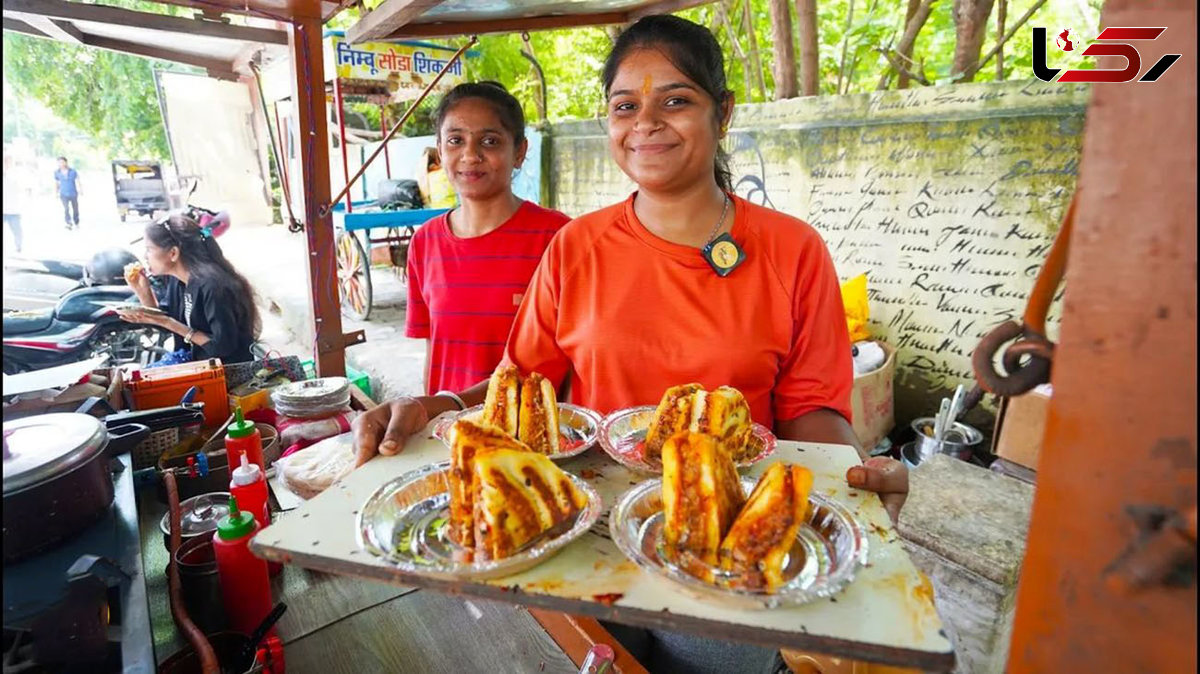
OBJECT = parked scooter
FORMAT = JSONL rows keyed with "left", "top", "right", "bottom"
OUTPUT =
{"left": 2, "top": 186, "right": 232, "bottom": 374}
{"left": 1, "top": 285, "right": 173, "bottom": 374}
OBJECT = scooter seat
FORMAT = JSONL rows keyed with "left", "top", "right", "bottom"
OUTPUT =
{"left": 2, "top": 308, "right": 55, "bottom": 335}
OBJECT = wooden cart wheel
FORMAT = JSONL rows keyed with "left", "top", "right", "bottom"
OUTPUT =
{"left": 336, "top": 230, "right": 373, "bottom": 321}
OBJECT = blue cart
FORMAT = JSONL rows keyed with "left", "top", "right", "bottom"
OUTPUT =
{"left": 332, "top": 200, "right": 449, "bottom": 321}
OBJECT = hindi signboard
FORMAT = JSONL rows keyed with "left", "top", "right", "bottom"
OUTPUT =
{"left": 324, "top": 33, "right": 473, "bottom": 102}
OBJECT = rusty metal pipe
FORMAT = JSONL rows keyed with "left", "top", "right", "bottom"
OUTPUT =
{"left": 1022, "top": 194, "right": 1075, "bottom": 334}
{"left": 972, "top": 194, "right": 1076, "bottom": 397}
{"left": 165, "top": 470, "right": 219, "bottom": 674}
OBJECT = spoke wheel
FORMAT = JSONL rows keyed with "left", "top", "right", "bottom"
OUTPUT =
{"left": 336, "top": 230, "right": 373, "bottom": 321}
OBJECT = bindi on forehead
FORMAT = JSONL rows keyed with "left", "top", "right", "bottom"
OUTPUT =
{"left": 641, "top": 74, "right": 653, "bottom": 95}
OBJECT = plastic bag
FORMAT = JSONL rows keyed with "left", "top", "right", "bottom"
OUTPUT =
{"left": 275, "top": 432, "right": 356, "bottom": 500}
{"left": 416, "top": 147, "right": 458, "bottom": 210}
{"left": 425, "top": 169, "right": 457, "bottom": 209}
{"left": 841, "top": 274, "right": 870, "bottom": 343}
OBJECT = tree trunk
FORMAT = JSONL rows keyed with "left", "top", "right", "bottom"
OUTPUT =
{"left": 897, "top": 0, "right": 922, "bottom": 88}
{"left": 742, "top": 0, "right": 769, "bottom": 101}
{"left": 718, "top": 1, "right": 755, "bottom": 100}
{"left": 951, "top": 0, "right": 996, "bottom": 82}
{"left": 995, "top": 0, "right": 1007, "bottom": 79}
{"left": 767, "top": 0, "right": 799, "bottom": 99}
{"left": 836, "top": 0, "right": 856, "bottom": 95}
{"left": 795, "top": 0, "right": 819, "bottom": 95}
{"left": 877, "top": 0, "right": 937, "bottom": 90}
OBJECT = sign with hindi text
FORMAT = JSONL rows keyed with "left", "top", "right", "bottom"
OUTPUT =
{"left": 324, "top": 33, "right": 472, "bottom": 101}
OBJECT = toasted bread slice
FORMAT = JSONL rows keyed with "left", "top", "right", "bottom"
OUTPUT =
{"left": 661, "top": 431, "right": 745, "bottom": 571}
{"left": 689, "top": 386, "right": 754, "bottom": 462}
{"left": 482, "top": 365, "right": 521, "bottom": 437}
{"left": 448, "top": 419, "right": 533, "bottom": 549}
{"left": 472, "top": 447, "right": 587, "bottom": 561}
{"left": 518, "top": 371, "right": 561, "bottom": 455}
{"left": 644, "top": 383, "right": 703, "bottom": 461}
{"left": 719, "top": 463, "right": 813, "bottom": 592}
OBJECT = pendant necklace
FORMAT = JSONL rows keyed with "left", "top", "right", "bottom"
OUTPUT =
{"left": 700, "top": 194, "right": 745, "bottom": 277}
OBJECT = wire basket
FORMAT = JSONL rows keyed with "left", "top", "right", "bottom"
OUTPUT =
{"left": 133, "top": 427, "right": 180, "bottom": 470}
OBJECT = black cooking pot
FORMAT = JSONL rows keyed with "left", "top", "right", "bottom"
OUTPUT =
{"left": 2, "top": 413, "right": 150, "bottom": 564}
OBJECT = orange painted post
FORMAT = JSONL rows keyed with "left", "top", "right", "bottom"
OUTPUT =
{"left": 288, "top": 16, "right": 346, "bottom": 378}
{"left": 1006, "top": 2, "right": 1196, "bottom": 672}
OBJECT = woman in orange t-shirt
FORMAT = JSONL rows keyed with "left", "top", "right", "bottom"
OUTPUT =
{"left": 355, "top": 16, "right": 908, "bottom": 670}
{"left": 356, "top": 16, "right": 905, "bottom": 496}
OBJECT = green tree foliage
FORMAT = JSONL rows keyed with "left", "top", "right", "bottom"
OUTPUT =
{"left": 4, "top": 0, "right": 1104, "bottom": 157}
{"left": 2, "top": 32, "right": 180, "bottom": 160}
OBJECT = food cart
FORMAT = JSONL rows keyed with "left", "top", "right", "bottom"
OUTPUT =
{"left": 3, "top": 1, "right": 1191, "bottom": 673}
{"left": 293, "top": 32, "right": 474, "bottom": 320}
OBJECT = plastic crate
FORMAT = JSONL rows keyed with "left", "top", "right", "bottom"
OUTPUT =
{"left": 126, "top": 359, "right": 229, "bottom": 429}
{"left": 300, "top": 359, "right": 372, "bottom": 399}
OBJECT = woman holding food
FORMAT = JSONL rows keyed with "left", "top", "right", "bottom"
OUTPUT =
{"left": 119, "top": 215, "right": 260, "bottom": 365}
{"left": 406, "top": 81, "right": 571, "bottom": 396}
{"left": 354, "top": 15, "right": 907, "bottom": 672}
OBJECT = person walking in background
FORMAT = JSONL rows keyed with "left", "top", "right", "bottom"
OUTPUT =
{"left": 53, "top": 156, "right": 80, "bottom": 230}
{"left": 3, "top": 153, "right": 25, "bottom": 252}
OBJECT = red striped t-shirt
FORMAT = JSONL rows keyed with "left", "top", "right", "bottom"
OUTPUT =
{"left": 406, "top": 201, "right": 570, "bottom": 395}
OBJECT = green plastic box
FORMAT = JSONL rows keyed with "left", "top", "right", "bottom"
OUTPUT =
{"left": 300, "top": 359, "right": 373, "bottom": 400}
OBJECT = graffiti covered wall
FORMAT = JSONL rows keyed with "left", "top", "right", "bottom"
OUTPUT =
{"left": 546, "top": 79, "right": 1089, "bottom": 430}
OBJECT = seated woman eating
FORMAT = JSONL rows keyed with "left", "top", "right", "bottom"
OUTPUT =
{"left": 354, "top": 14, "right": 907, "bottom": 673}
{"left": 119, "top": 215, "right": 260, "bottom": 365}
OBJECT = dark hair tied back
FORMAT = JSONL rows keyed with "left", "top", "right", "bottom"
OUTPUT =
{"left": 144, "top": 215, "right": 261, "bottom": 339}
{"left": 434, "top": 81, "right": 526, "bottom": 146}
{"left": 602, "top": 15, "right": 734, "bottom": 192}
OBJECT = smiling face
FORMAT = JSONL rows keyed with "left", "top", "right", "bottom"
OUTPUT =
{"left": 606, "top": 48, "right": 732, "bottom": 195}
{"left": 437, "top": 97, "right": 527, "bottom": 202}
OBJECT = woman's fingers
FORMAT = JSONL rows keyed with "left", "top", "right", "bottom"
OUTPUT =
{"left": 846, "top": 456, "right": 908, "bottom": 493}
{"left": 846, "top": 457, "right": 909, "bottom": 524}
{"left": 352, "top": 399, "right": 427, "bottom": 467}
{"left": 380, "top": 400, "right": 425, "bottom": 456}
{"left": 352, "top": 407, "right": 388, "bottom": 467}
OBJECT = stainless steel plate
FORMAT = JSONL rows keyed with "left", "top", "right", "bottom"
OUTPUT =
{"left": 431, "top": 403, "right": 602, "bottom": 461}
{"left": 597, "top": 405, "right": 777, "bottom": 474}
{"left": 356, "top": 461, "right": 602, "bottom": 581}
{"left": 610, "top": 477, "right": 868, "bottom": 609}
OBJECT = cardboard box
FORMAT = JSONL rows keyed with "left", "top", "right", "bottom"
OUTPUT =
{"left": 2, "top": 367, "right": 124, "bottom": 421}
{"left": 851, "top": 341, "right": 896, "bottom": 452}
{"left": 992, "top": 384, "right": 1052, "bottom": 471}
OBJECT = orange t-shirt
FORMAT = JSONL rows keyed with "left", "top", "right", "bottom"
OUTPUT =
{"left": 503, "top": 193, "right": 853, "bottom": 430}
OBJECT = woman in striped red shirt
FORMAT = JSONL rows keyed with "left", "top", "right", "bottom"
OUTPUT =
{"left": 405, "top": 82, "right": 570, "bottom": 397}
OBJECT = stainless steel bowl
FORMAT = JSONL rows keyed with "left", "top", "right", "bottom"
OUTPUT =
{"left": 910, "top": 417, "right": 984, "bottom": 462}
{"left": 610, "top": 477, "right": 868, "bottom": 609}
{"left": 356, "top": 461, "right": 602, "bottom": 581}
{"left": 431, "top": 403, "right": 602, "bottom": 461}
{"left": 597, "top": 405, "right": 776, "bottom": 474}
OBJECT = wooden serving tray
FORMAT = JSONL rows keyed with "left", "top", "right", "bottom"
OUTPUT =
{"left": 251, "top": 417, "right": 955, "bottom": 671}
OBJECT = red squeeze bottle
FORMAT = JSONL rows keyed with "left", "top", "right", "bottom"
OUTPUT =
{"left": 225, "top": 406, "right": 264, "bottom": 472}
{"left": 213, "top": 497, "right": 274, "bottom": 637}
{"left": 230, "top": 453, "right": 282, "bottom": 578}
